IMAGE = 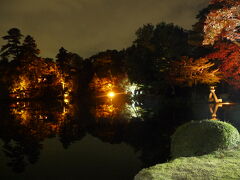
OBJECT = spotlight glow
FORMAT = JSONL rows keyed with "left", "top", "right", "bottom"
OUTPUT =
{"left": 108, "top": 91, "right": 115, "bottom": 98}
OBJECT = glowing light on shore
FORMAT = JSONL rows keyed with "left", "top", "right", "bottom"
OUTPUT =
{"left": 221, "top": 102, "right": 233, "bottom": 105}
{"left": 108, "top": 91, "right": 115, "bottom": 98}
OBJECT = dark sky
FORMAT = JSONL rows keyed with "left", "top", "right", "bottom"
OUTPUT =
{"left": 0, "top": 0, "right": 209, "bottom": 58}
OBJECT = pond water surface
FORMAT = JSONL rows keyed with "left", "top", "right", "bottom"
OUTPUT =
{"left": 0, "top": 97, "right": 239, "bottom": 180}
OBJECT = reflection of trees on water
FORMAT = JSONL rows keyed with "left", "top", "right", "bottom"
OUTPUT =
{"left": 3, "top": 139, "right": 42, "bottom": 173}
{"left": 0, "top": 100, "right": 77, "bottom": 173}
{"left": 0, "top": 96, "right": 196, "bottom": 173}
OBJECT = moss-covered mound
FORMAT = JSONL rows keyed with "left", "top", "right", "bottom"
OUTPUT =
{"left": 171, "top": 120, "right": 240, "bottom": 158}
{"left": 134, "top": 146, "right": 240, "bottom": 180}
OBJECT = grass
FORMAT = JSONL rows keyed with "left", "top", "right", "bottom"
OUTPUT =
{"left": 135, "top": 120, "right": 240, "bottom": 180}
{"left": 135, "top": 145, "right": 240, "bottom": 180}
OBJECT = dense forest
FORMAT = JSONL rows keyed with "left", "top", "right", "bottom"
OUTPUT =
{"left": 0, "top": 0, "right": 239, "bottom": 102}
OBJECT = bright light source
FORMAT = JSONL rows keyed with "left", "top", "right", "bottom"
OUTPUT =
{"left": 64, "top": 98, "right": 69, "bottom": 103}
{"left": 108, "top": 91, "right": 115, "bottom": 98}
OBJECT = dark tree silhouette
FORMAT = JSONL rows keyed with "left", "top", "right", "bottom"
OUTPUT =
{"left": 19, "top": 35, "right": 40, "bottom": 64}
{"left": 125, "top": 22, "right": 191, "bottom": 88}
{"left": 0, "top": 28, "right": 23, "bottom": 62}
{"left": 56, "top": 47, "right": 69, "bottom": 71}
{"left": 56, "top": 47, "right": 84, "bottom": 72}
{"left": 89, "top": 50, "right": 125, "bottom": 77}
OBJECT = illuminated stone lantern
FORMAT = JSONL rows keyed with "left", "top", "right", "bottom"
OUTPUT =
{"left": 209, "top": 86, "right": 222, "bottom": 103}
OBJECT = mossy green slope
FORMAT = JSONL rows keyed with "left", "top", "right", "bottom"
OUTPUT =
{"left": 135, "top": 120, "right": 240, "bottom": 180}
{"left": 171, "top": 120, "right": 240, "bottom": 158}
{"left": 135, "top": 146, "right": 240, "bottom": 180}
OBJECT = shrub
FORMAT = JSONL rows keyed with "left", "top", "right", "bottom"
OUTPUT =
{"left": 171, "top": 120, "right": 240, "bottom": 158}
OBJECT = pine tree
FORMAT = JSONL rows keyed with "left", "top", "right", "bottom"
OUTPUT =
{"left": 19, "top": 35, "right": 40, "bottom": 64}
{"left": 56, "top": 47, "right": 69, "bottom": 70}
{"left": 0, "top": 28, "right": 23, "bottom": 62}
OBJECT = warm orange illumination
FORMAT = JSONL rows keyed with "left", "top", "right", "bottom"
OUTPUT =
{"left": 64, "top": 98, "right": 69, "bottom": 103}
{"left": 222, "top": 102, "right": 232, "bottom": 105}
{"left": 95, "top": 104, "right": 117, "bottom": 118}
{"left": 108, "top": 91, "right": 115, "bottom": 98}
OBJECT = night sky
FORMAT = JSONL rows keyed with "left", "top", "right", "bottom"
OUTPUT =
{"left": 0, "top": 0, "right": 209, "bottom": 58}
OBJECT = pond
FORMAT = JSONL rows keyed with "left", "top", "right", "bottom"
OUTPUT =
{"left": 0, "top": 97, "right": 239, "bottom": 180}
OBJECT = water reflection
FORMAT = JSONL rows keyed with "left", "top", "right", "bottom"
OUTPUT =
{"left": 209, "top": 103, "right": 222, "bottom": 120}
{"left": 0, "top": 95, "right": 239, "bottom": 179}
{"left": 10, "top": 101, "right": 74, "bottom": 133}
{"left": 209, "top": 102, "right": 235, "bottom": 120}
{"left": 0, "top": 97, "right": 175, "bottom": 176}
{"left": 93, "top": 98, "right": 145, "bottom": 121}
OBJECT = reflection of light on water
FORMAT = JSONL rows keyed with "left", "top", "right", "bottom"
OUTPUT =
{"left": 64, "top": 98, "right": 69, "bottom": 103}
{"left": 95, "top": 104, "right": 117, "bottom": 118}
{"left": 62, "top": 81, "right": 65, "bottom": 89}
{"left": 124, "top": 103, "right": 144, "bottom": 119}
{"left": 10, "top": 101, "right": 74, "bottom": 134}
{"left": 63, "top": 92, "right": 70, "bottom": 104}
{"left": 11, "top": 108, "right": 30, "bottom": 125}
{"left": 221, "top": 102, "right": 233, "bottom": 105}
{"left": 124, "top": 82, "right": 145, "bottom": 119}
{"left": 91, "top": 78, "right": 145, "bottom": 120}
{"left": 209, "top": 102, "right": 234, "bottom": 120}
{"left": 94, "top": 101, "right": 145, "bottom": 120}
{"left": 39, "top": 115, "right": 48, "bottom": 120}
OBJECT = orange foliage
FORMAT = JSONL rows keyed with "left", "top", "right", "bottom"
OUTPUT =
{"left": 89, "top": 74, "right": 117, "bottom": 94}
{"left": 207, "top": 41, "right": 240, "bottom": 88}
{"left": 10, "top": 101, "right": 74, "bottom": 138}
{"left": 168, "top": 57, "right": 220, "bottom": 86}
{"left": 10, "top": 58, "right": 72, "bottom": 99}
{"left": 95, "top": 104, "right": 118, "bottom": 119}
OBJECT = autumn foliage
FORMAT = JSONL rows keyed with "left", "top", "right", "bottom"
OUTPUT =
{"left": 200, "top": 0, "right": 240, "bottom": 89}
{"left": 203, "top": 0, "right": 240, "bottom": 45}
{"left": 207, "top": 41, "right": 240, "bottom": 88}
{"left": 168, "top": 57, "right": 220, "bottom": 87}
{"left": 10, "top": 58, "right": 65, "bottom": 99}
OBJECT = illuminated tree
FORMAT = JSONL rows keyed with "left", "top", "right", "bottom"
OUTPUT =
{"left": 168, "top": 56, "right": 221, "bottom": 87}
{"left": 56, "top": 47, "right": 84, "bottom": 96}
{"left": 207, "top": 41, "right": 240, "bottom": 88}
{"left": 196, "top": 0, "right": 240, "bottom": 45}
{"left": 89, "top": 74, "right": 117, "bottom": 94}
{"left": 10, "top": 58, "right": 64, "bottom": 99}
